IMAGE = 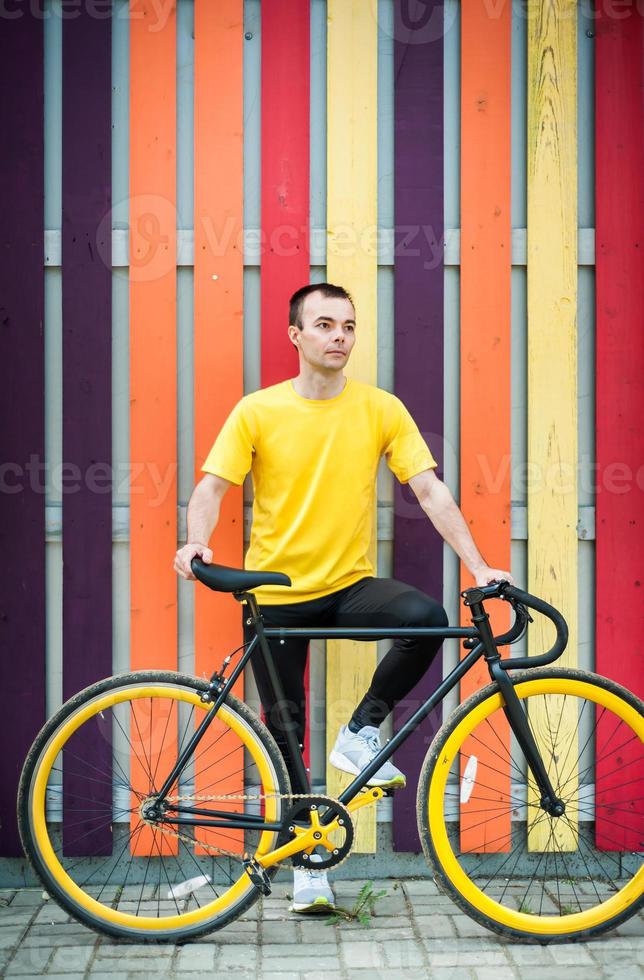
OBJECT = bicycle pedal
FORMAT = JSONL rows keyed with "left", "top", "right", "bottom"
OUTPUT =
{"left": 242, "top": 853, "right": 272, "bottom": 896}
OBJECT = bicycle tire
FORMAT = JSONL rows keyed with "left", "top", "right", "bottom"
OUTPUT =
{"left": 18, "top": 670, "right": 291, "bottom": 942}
{"left": 417, "top": 667, "right": 644, "bottom": 943}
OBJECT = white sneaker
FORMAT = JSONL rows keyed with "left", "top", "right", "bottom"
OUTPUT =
{"left": 290, "top": 853, "right": 335, "bottom": 913}
{"left": 329, "top": 724, "right": 406, "bottom": 789}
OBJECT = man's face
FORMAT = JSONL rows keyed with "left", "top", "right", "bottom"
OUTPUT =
{"left": 288, "top": 292, "right": 356, "bottom": 372}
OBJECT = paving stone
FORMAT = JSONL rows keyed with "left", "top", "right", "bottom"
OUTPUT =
{"left": 211, "top": 928, "right": 261, "bottom": 944}
{"left": 507, "top": 943, "right": 555, "bottom": 965}
{"left": 301, "top": 973, "right": 344, "bottom": 980}
{"left": 339, "top": 926, "right": 415, "bottom": 942}
{"left": 262, "top": 955, "right": 340, "bottom": 972}
{"left": 261, "top": 921, "right": 299, "bottom": 943}
{"left": 585, "top": 938, "right": 644, "bottom": 963}
{"left": 341, "top": 940, "right": 387, "bottom": 968}
{"left": 32, "top": 905, "right": 72, "bottom": 925}
{"left": 19, "top": 931, "right": 97, "bottom": 948}
{"left": 473, "top": 970, "right": 518, "bottom": 980}
{"left": 426, "top": 948, "right": 510, "bottom": 967}
{"left": 413, "top": 913, "right": 457, "bottom": 937}
{"left": 407, "top": 894, "right": 455, "bottom": 908}
{"left": 2, "top": 879, "right": 643, "bottom": 979}
{"left": 0, "top": 912, "right": 33, "bottom": 928}
{"left": 297, "top": 921, "right": 339, "bottom": 942}
{"left": 547, "top": 943, "right": 596, "bottom": 965}
{"left": 48, "top": 945, "right": 94, "bottom": 972}
{"left": 402, "top": 879, "right": 441, "bottom": 896}
{"left": 218, "top": 944, "right": 259, "bottom": 969}
{"left": 615, "top": 917, "right": 644, "bottom": 937}
{"left": 92, "top": 943, "right": 173, "bottom": 957}
{"left": 3, "top": 946, "right": 53, "bottom": 975}
{"left": 25, "top": 924, "right": 90, "bottom": 939}
{"left": 414, "top": 971, "right": 473, "bottom": 980}
{"left": 338, "top": 914, "right": 409, "bottom": 930}
{"left": 0, "top": 928, "right": 24, "bottom": 950}
{"left": 91, "top": 955, "right": 175, "bottom": 972}
{"left": 593, "top": 965, "right": 644, "bottom": 980}
{"left": 383, "top": 939, "right": 427, "bottom": 967}
{"left": 85, "top": 973, "right": 130, "bottom": 980}
{"left": 174, "top": 944, "right": 218, "bottom": 972}
{"left": 337, "top": 969, "right": 430, "bottom": 980}
{"left": 8, "top": 892, "right": 44, "bottom": 907}
{"left": 263, "top": 942, "right": 338, "bottom": 958}
{"left": 260, "top": 974, "right": 307, "bottom": 980}
{"left": 512, "top": 969, "right": 607, "bottom": 980}
{"left": 453, "top": 914, "right": 497, "bottom": 938}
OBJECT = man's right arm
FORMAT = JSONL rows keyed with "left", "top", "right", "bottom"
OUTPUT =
{"left": 173, "top": 473, "right": 233, "bottom": 580}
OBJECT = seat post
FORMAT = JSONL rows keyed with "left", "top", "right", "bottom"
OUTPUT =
{"left": 236, "top": 590, "right": 262, "bottom": 624}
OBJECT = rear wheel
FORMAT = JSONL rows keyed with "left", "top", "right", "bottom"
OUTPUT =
{"left": 418, "top": 668, "right": 644, "bottom": 942}
{"left": 18, "top": 671, "right": 290, "bottom": 942}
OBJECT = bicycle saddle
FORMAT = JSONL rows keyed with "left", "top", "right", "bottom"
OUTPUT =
{"left": 191, "top": 558, "right": 291, "bottom": 593}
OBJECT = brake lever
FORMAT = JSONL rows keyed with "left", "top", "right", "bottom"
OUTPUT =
{"left": 508, "top": 596, "right": 533, "bottom": 623}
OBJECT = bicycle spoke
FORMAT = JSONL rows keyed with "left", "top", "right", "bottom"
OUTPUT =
{"left": 429, "top": 673, "right": 642, "bottom": 939}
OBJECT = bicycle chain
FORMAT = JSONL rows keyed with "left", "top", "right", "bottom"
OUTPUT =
{"left": 140, "top": 791, "right": 359, "bottom": 872}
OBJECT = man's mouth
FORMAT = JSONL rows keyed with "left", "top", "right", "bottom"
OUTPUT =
{"left": 327, "top": 350, "right": 346, "bottom": 356}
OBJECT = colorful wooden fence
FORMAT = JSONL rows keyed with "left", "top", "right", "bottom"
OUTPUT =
{"left": 1, "top": 1, "right": 642, "bottom": 862}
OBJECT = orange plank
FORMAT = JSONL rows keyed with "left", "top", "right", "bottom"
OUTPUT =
{"left": 194, "top": 0, "right": 245, "bottom": 853}
{"left": 459, "top": 0, "right": 512, "bottom": 852}
{"left": 130, "top": 0, "right": 178, "bottom": 854}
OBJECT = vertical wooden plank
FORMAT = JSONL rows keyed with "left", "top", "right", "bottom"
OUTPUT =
{"left": 261, "top": 0, "right": 309, "bottom": 389}
{"left": 130, "top": 0, "right": 177, "bottom": 853}
{"left": 594, "top": 7, "right": 644, "bottom": 850}
{"left": 459, "top": 0, "right": 512, "bottom": 852}
{"left": 392, "top": 0, "right": 445, "bottom": 853}
{"left": 61, "top": 4, "right": 113, "bottom": 856}
{"left": 260, "top": 0, "right": 312, "bottom": 771}
{"left": 325, "top": 0, "right": 378, "bottom": 852}
{"left": 193, "top": 0, "right": 245, "bottom": 852}
{"left": 527, "top": 0, "right": 578, "bottom": 851}
{"left": 0, "top": 8, "right": 45, "bottom": 857}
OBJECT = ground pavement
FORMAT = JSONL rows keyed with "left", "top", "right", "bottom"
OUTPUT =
{"left": 1, "top": 879, "right": 642, "bottom": 979}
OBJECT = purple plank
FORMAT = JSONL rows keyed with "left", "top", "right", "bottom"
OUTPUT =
{"left": 62, "top": 7, "right": 113, "bottom": 855}
{"left": 0, "top": 8, "right": 45, "bottom": 857}
{"left": 392, "top": 0, "right": 444, "bottom": 852}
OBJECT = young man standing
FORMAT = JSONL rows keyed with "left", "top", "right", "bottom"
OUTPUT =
{"left": 174, "top": 283, "right": 513, "bottom": 912}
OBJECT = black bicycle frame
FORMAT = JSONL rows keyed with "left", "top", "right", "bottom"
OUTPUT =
{"left": 154, "top": 588, "right": 565, "bottom": 831}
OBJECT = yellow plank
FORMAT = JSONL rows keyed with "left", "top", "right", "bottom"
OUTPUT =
{"left": 325, "top": 0, "right": 378, "bottom": 852}
{"left": 526, "top": 0, "right": 578, "bottom": 851}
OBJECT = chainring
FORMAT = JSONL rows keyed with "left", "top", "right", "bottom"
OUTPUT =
{"left": 279, "top": 795, "right": 354, "bottom": 870}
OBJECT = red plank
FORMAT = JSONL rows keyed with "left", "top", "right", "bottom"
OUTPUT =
{"left": 260, "top": 0, "right": 311, "bottom": 773}
{"left": 594, "top": 7, "right": 644, "bottom": 850}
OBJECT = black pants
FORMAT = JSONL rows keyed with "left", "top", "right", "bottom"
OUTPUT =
{"left": 242, "top": 575, "right": 449, "bottom": 792}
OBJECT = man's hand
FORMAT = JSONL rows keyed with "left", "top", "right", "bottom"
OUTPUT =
{"left": 173, "top": 543, "right": 213, "bottom": 581}
{"left": 473, "top": 566, "right": 515, "bottom": 588}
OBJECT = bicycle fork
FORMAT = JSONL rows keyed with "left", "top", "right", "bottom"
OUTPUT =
{"left": 467, "top": 593, "right": 566, "bottom": 818}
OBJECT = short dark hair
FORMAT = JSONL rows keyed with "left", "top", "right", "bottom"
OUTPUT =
{"left": 289, "top": 282, "right": 355, "bottom": 330}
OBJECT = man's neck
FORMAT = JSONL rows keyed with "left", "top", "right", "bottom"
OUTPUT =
{"left": 291, "top": 370, "right": 347, "bottom": 400}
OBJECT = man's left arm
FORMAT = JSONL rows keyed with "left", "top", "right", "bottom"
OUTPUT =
{"left": 407, "top": 468, "right": 515, "bottom": 588}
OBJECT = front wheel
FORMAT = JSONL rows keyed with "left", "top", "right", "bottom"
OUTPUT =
{"left": 18, "top": 671, "right": 291, "bottom": 942}
{"left": 417, "top": 667, "right": 643, "bottom": 943}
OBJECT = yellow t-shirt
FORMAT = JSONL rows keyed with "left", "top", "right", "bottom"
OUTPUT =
{"left": 201, "top": 378, "right": 437, "bottom": 604}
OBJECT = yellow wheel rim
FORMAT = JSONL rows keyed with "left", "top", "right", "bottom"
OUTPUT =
{"left": 428, "top": 677, "right": 644, "bottom": 935}
{"left": 30, "top": 684, "right": 280, "bottom": 932}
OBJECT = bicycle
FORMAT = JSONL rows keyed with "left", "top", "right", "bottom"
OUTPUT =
{"left": 18, "top": 561, "right": 643, "bottom": 945}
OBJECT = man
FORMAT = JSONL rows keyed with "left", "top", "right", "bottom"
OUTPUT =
{"left": 174, "top": 282, "right": 513, "bottom": 912}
